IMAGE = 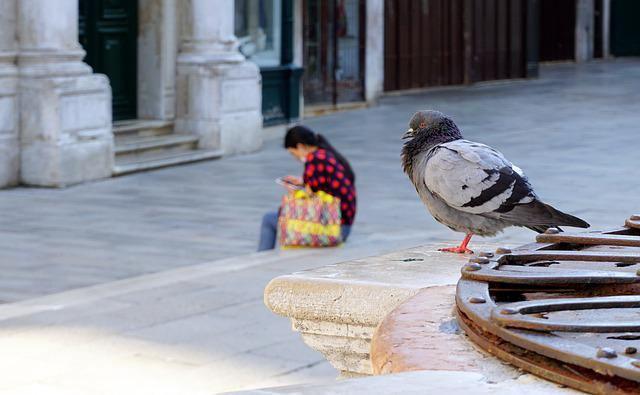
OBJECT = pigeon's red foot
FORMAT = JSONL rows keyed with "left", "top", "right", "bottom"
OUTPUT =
{"left": 439, "top": 234, "right": 474, "bottom": 254}
{"left": 438, "top": 246, "right": 474, "bottom": 254}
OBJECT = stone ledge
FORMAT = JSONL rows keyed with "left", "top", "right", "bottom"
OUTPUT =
{"left": 264, "top": 242, "right": 501, "bottom": 376}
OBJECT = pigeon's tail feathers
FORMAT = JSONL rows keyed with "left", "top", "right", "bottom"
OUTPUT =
{"left": 498, "top": 200, "right": 590, "bottom": 229}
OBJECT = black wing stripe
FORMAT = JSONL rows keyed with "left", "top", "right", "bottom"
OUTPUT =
{"left": 495, "top": 171, "right": 535, "bottom": 213}
{"left": 462, "top": 167, "right": 514, "bottom": 208}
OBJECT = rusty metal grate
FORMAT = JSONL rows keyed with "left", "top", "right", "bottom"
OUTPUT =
{"left": 456, "top": 215, "right": 640, "bottom": 394}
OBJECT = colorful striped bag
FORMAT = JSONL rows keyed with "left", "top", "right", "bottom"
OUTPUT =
{"left": 277, "top": 190, "right": 342, "bottom": 248}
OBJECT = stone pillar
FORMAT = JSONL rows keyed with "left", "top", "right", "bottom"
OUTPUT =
{"left": 365, "top": 0, "right": 384, "bottom": 104}
{"left": 139, "top": 0, "right": 178, "bottom": 120}
{"left": 575, "top": 0, "right": 595, "bottom": 62}
{"left": 176, "top": 0, "right": 263, "bottom": 154}
{"left": 0, "top": 0, "right": 19, "bottom": 187}
{"left": 18, "top": 0, "right": 112, "bottom": 187}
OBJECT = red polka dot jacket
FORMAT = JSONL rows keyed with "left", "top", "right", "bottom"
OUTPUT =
{"left": 303, "top": 149, "right": 356, "bottom": 225}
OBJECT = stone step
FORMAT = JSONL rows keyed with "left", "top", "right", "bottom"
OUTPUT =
{"left": 114, "top": 134, "right": 199, "bottom": 157}
{"left": 112, "top": 119, "right": 174, "bottom": 139}
{"left": 113, "top": 149, "right": 224, "bottom": 176}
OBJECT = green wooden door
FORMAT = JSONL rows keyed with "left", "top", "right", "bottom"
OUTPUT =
{"left": 79, "top": 0, "right": 138, "bottom": 121}
{"left": 610, "top": 0, "right": 640, "bottom": 56}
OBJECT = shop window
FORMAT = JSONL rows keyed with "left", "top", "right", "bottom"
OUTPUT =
{"left": 235, "top": 0, "right": 282, "bottom": 66}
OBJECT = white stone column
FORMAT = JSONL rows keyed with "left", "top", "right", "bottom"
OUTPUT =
{"left": 176, "top": 0, "right": 263, "bottom": 154}
{"left": 365, "top": 0, "right": 384, "bottom": 103}
{"left": 138, "top": 0, "right": 178, "bottom": 120}
{"left": 0, "top": 0, "right": 19, "bottom": 187}
{"left": 18, "top": 0, "right": 113, "bottom": 187}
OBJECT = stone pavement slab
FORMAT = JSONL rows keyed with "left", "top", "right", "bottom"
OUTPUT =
{"left": 231, "top": 370, "right": 578, "bottom": 395}
{"left": 1, "top": 60, "right": 639, "bottom": 302}
{"left": 0, "top": 234, "right": 440, "bottom": 395}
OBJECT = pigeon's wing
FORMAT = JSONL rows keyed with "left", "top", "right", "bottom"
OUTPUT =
{"left": 423, "top": 140, "right": 536, "bottom": 216}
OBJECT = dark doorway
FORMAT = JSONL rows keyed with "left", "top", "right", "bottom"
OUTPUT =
{"left": 79, "top": 0, "right": 138, "bottom": 121}
{"left": 610, "top": 0, "right": 640, "bottom": 56}
{"left": 303, "top": 0, "right": 365, "bottom": 106}
{"left": 593, "top": 0, "right": 603, "bottom": 58}
{"left": 384, "top": 0, "right": 528, "bottom": 91}
{"left": 539, "top": 0, "right": 576, "bottom": 61}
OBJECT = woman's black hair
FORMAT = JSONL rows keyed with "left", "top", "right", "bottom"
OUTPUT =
{"left": 284, "top": 125, "right": 355, "bottom": 182}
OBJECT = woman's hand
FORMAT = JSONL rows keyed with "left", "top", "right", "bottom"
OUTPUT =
{"left": 280, "top": 175, "right": 303, "bottom": 193}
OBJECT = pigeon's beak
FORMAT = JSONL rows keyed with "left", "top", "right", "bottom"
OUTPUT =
{"left": 402, "top": 128, "right": 414, "bottom": 139}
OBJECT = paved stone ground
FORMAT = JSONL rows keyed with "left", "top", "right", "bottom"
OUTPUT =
{"left": 0, "top": 60, "right": 639, "bottom": 393}
{"left": 2, "top": 60, "right": 639, "bottom": 302}
{"left": 0, "top": 241, "right": 445, "bottom": 395}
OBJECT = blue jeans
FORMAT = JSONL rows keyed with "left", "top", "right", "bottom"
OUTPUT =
{"left": 258, "top": 211, "right": 352, "bottom": 251}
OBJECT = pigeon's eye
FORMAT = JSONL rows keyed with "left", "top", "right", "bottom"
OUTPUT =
{"left": 419, "top": 122, "right": 426, "bottom": 129}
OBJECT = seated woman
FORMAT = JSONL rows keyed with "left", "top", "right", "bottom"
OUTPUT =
{"left": 258, "top": 125, "right": 357, "bottom": 251}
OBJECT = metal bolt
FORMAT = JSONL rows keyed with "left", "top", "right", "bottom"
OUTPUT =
{"left": 479, "top": 251, "right": 494, "bottom": 258}
{"left": 465, "top": 263, "right": 482, "bottom": 271}
{"left": 596, "top": 348, "right": 617, "bottom": 359}
{"left": 545, "top": 227, "right": 561, "bottom": 234}
{"left": 630, "top": 214, "right": 640, "bottom": 221}
{"left": 625, "top": 347, "right": 637, "bottom": 355}
{"left": 469, "top": 297, "right": 486, "bottom": 304}
{"left": 495, "top": 247, "right": 512, "bottom": 254}
{"left": 500, "top": 308, "right": 519, "bottom": 315}
{"left": 469, "top": 256, "right": 490, "bottom": 264}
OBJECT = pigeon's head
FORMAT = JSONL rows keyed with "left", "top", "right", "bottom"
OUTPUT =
{"left": 403, "top": 110, "right": 447, "bottom": 139}
{"left": 402, "top": 110, "right": 462, "bottom": 144}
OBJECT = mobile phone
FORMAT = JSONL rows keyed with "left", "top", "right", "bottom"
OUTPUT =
{"left": 275, "top": 177, "right": 304, "bottom": 190}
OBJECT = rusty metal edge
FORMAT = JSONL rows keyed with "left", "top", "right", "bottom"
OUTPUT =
{"left": 535, "top": 227, "right": 640, "bottom": 247}
{"left": 461, "top": 259, "right": 640, "bottom": 285}
{"left": 456, "top": 307, "right": 635, "bottom": 395}
{"left": 456, "top": 279, "right": 640, "bottom": 384}
{"left": 536, "top": 234, "right": 640, "bottom": 247}
{"left": 491, "top": 295, "right": 640, "bottom": 333}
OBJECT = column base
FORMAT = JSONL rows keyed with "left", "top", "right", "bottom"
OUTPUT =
{"left": 20, "top": 72, "right": 113, "bottom": 187}
{"left": 175, "top": 56, "right": 263, "bottom": 155}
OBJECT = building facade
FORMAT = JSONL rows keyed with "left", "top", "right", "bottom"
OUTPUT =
{"left": 0, "top": 0, "right": 265, "bottom": 188}
{"left": 0, "top": 0, "right": 635, "bottom": 189}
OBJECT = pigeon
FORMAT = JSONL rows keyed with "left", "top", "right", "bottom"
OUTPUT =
{"left": 401, "top": 110, "right": 589, "bottom": 254}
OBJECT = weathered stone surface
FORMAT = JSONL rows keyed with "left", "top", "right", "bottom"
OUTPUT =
{"left": 19, "top": 75, "right": 113, "bottom": 186}
{"left": 17, "top": 0, "right": 113, "bottom": 187}
{"left": 264, "top": 243, "right": 499, "bottom": 376}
